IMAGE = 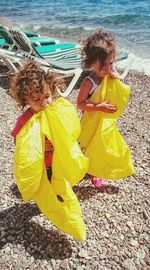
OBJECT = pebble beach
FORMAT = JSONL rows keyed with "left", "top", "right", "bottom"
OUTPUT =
{"left": 0, "top": 66, "right": 150, "bottom": 270}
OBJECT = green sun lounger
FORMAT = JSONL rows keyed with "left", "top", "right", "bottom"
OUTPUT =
{"left": 9, "top": 29, "right": 81, "bottom": 68}
{"left": 0, "top": 26, "right": 81, "bottom": 71}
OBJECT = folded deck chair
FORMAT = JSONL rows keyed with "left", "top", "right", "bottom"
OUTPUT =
{"left": 7, "top": 29, "right": 81, "bottom": 73}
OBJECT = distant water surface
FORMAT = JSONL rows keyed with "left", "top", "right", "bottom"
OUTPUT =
{"left": 0, "top": 0, "right": 150, "bottom": 74}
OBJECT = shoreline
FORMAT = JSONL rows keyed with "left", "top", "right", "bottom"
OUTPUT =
{"left": 0, "top": 67, "right": 150, "bottom": 269}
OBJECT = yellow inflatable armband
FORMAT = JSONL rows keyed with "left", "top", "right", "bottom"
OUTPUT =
{"left": 79, "top": 76, "right": 135, "bottom": 179}
{"left": 14, "top": 97, "right": 88, "bottom": 240}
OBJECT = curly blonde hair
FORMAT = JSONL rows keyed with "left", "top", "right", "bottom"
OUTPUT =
{"left": 81, "top": 28, "right": 116, "bottom": 69}
{"left": 10, "top": 61, "right": 57, "bottom": 109}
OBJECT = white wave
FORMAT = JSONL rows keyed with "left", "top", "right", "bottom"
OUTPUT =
{"left": 115, "top": 52, "right": 150, "bottom": 76}
{"left": 67, "top": 26, "right": 82, "bottom": 29}
{"left": 33, "top": 25, "right": 41, "bottom": 31}
{"left": 83, "top": 26, "right": 95, "bottom": 31}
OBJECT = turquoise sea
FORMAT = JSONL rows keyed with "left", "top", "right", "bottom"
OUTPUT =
{"left": 0, "top": 0, "right": 150, "bottom": 74}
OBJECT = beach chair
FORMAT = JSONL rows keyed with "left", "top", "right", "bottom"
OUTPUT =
{"left": 9, "top": 29, "right": 81, "bottom": 66}
{"left": 0, "top": 26, "right": 80, "bottom": 68}
{"left": 0, "top": 27, "right": 81, "bottom": 70}
{"left": 9, "top": 28, "right": 81, "bottom": 69}
{"left": 0, "top": 28, "right": 81, "bottom": 81}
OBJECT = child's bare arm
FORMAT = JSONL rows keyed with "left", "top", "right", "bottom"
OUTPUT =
{"left": 77, "top": 78, "right": 93, "bottom": 110}
{"left": 95, "top": 100, "right": 117, "bottom": 113}
{"left": 77, "top": 79, "right": 117, "bottom": 113}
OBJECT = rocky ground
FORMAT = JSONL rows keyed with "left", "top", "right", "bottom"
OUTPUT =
{"left": 0, "top": 66, "right": 150, "bottom": 270}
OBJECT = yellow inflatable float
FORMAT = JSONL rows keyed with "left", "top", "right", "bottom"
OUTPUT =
{"left": 79, "top": 75, "right": 135, "bottom": 179}
{"left": 13, "top": 97, "right": 88, "bottom": 241}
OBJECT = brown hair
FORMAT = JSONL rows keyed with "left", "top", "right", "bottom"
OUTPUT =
{"left": 81, "top": 28, "right": 116, "bottom": 69}
{"left": 10, "top": 61, "right": 57, "bottom": 109}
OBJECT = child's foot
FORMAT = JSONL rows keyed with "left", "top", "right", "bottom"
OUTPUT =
{"left": 91, "top": 177, "right": 105, "bottom": 188}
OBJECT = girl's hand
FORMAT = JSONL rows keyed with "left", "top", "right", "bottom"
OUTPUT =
{"left": 96, "top": 100, "right": 117, "bottom": 113}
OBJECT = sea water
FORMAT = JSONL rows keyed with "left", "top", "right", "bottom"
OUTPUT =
{"left": 0, "top": 0, "right": 150, "bottom": 74}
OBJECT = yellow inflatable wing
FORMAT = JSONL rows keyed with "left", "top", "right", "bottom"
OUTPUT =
{"left": 14, "top": 97, "right": 88, "bottom": 241}
{"left": 79, "top": 76, "right": 135, "bottom": 179}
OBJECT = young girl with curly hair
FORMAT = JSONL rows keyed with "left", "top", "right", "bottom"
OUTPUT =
{"left": 10, "top": 60, "right": 88, "bottom": 240}
{"left": 11, "top": 61, "right": 56, "bottom": 180}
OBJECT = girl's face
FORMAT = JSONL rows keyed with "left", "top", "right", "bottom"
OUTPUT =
{"left": 27, "top": 83, "right": 52, "bottom": 112}
{"left": 92, "top": 53, "right": 114, "bottom": 77}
